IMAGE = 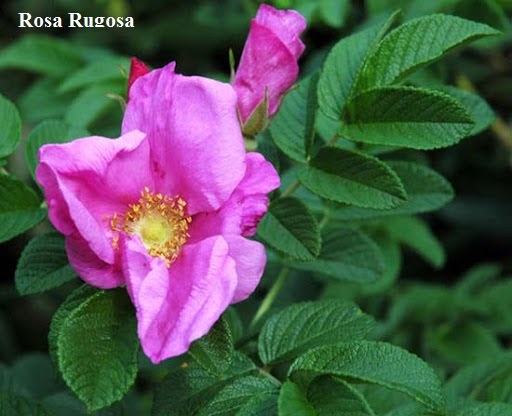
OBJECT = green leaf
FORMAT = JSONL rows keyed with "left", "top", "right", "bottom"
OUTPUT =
{"left": 427, "top": 321, "right": 502, "bottom": 366}
{"left": 48, "top": 285, "right": 98, "bottom": 365}
{"left": 24, "top": 120, "right": 89, "bottom": 181}
{"left": 318, "top": 0, "right": 350, "bottom": 28}
{"left": 317, "top": 12, "right": 398, "bottom": 120}
{"left": 270, "top": 74, "right": 319, "bottom": 162}
{"left": 0, "top": 94, "right": 21, "bottom": 158}
{"left": 0, "top": 35, "right": 83, "bottom": 76}
{"left": 456, "top": 403, "right": 512, "bottom": 416}
{"left": 18, "top": 78, "right": 74, "bottom": 123}
{"left": 189, "top": 318, "right": 234, "bottom": 377}
{"left": 289, "top": 341, "right": 445, "bottom": 413}
{"left": 437, "top": 86, "right": 495, "bottom": 135}
{"left": 445, "top": 352, "right": 512, "bottom": 401}
{"left": 332, "top": 161, "right": 454, "bottom": 220}
{"left": 59, "top": 57, "right": 129, "bottom": 93}
{"left": 259, "top": 300, "right": 375, "bottom": 365}
{"left": 358, "top": 14, "right": 500, "bottom": 90}
{"left": 278, "top": 381, "right": 315, "bottom": 416}
{"left": 298, "top": 147, "right": 406, "bottom": 209}
{"left": 384, "top": 216, "right": 445, "bottom": 268}
{"left": 307, "top": 377, "right": 376, "bottom": 415}
{"left": 288, "top": 227, "right": 384, "bottom": 283}
{"left": 198, "top": 376, "right": 278, "bottom": 416}
{"left": 0, "top": 175, "right": 46, "bottom": 243}
{"left": 57, "top": 290, "right": 138, "bottom": 412}
{"left": 257, "top": 197, "right": 321, "bottom": 261}
{"left": 15, "top": 232, "right": 77, "bottom": 296}
{"left": 152, "top": 352, "right": 257, "bottom": 416}
{"left": 0, "top": 391, "right": 51, "bottom": 416}
{"left": 343, "top": 87, "right": 474, "bottom": 149}
{"left": 65, "top": 80, "right": 124, "bottom": 128}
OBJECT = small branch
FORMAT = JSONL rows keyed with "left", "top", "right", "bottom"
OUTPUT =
{"left": 280, "top": 179, "right": 300, "bottom": 198}
{"left": 249, "top": 267, "right": 290, "bottom": 331}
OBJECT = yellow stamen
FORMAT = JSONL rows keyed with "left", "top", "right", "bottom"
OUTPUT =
{"left": 108, "top": 188, "right": 192, "bottom": 267}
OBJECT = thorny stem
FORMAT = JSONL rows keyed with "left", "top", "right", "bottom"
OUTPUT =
{"left": 456, "top": 74, "right": 512, "bottom": 152}
{"left": 249, "top": 267, "right": 290, "bottom": 331}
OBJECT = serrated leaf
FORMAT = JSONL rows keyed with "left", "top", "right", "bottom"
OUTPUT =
{"left": 318, "top": 12, "right": 398, "bottom": 120}
{"left": 437, "top": 86, "right": 495, "bottom": 135}
{"left": 308, "top": 377, "right": 376, "bottom": 416}
{"left": 298, "top": 147, "right": 406, "bottom": 208}
{"left": 189, "top": 318, "right": 234, "bottom": 377}
{"left": 0, "top": 35, "right": 83, "bottom": 76}
{"left": 456, "top": 403, "right": 512, "bottom": 416}
{"left": 259, "top": 300, "right": 375, "bottom": 365}
{"left": 24, "top": 120, "right": 89, "bottom": 181}
{"left": 15, "top": 232, "right": 77, "bottom": 296}
{"left": 278, "top": 381, "right": 315, "bottom": 416}
{"left": 289, "top": 341, "right": 445, "bottom": 413}
{"left": 288, "top": 227, "right": 384, "bottom": 283}
{"left": 48, "top": 285, "right": 98, "bottom": 366}
{"left": 343, "top": 87, "right": 473, "bottom": 149}
{"left": 270, "top": 75, "right": 319, "bottom": 162}
{"left": 198, "top": 376, "right": 278, "bottom": 416}
{"left": 333, "top": 161, "right": 454, "bottom": 220}
{"left": 384, "top": 216, "right": 445, "bottom": 268}
{"left": 0, "top": 391, "right": 51, "bottom": 416}
{"left": 257, "top": 197, "right": 321, "bottom": 261}
{"left": 152, "top": 352, "right": 257, "bottom": 416}
{"left": 0, "top": 175, "right": 46, "bottom": 243}
{"left": 0, "top": 94, "right": 21, "bottom": 158}
{"left": 358, "top": 14, "right": 500, "bottom": 90}
{"left": 59, "top": 57, "right": 129, "bottom": 93}
{"left": 57, "top": 290, "right": 138, "bottom": 412}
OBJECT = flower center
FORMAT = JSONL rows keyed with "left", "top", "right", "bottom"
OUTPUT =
{"left": 109, "top": 187, "right": 191, "bottom": 266}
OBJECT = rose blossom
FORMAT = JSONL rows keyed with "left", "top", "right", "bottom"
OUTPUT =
{"left": 233, "top": 4, "right": 306, "bottom": 133}
{"left": 37, "top": 62, "right": 280, "bottom": 363}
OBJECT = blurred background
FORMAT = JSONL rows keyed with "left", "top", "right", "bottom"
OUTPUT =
{"left": 0, "top": 0, "right": 511, "bottom": 413}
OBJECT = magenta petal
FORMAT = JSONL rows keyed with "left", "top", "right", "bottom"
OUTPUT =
{"left": 189, "top": 152, "right": 280, "bottom": 241}
{"left": 233, "top": 5, "right": 306, "bottom": 122}
{"left": 226, "top": 236, "right": 266, "bottom": 303}
{"left": 255, "top": 4, "right": 307, "bottom": 59}
{"left": 36, "top": 130, "right": 153, "bottom": 286}
{"left": 123, "top": 236, "right": 237, "bottom": 363}
{"left": 66, "top": 234, "right": 123, "bottom": 288}
{"left": 122, "top": 62, "right": 246, "bottom": 215}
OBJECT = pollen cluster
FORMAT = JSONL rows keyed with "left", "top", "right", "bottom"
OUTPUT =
{"left": 109, "top": 187, "right": 191, "bottom": 266}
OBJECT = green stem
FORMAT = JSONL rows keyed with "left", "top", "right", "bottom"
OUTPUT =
{"left": 326, "top": 132, "right": 340, "bottom": 146}
{"left": 280, "top": 180, "right": 300, "bottom": 198}
{"left": 250, "top": 267, "right": 290, "bottom": 330}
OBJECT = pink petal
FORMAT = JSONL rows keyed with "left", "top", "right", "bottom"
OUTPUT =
{"left": 36, "top": 130, "right": 154, "bottom": 287}
{"left": 233, "top": 5, "right": 306, "bottom": 122}
{"left": 225, "top": 235, "right": 267, "bottom": 303}
{"left": 189, "top": 152, "right": 280, "bottom": 241}
{"left": 66, "top": 233, "right": 123, "bottom": 288}
{"left": 122, "top": 236, "right": 238, "bottom": 363}
{"left": 122, "top": 62, "right": 246, "bottom": 215}
{"left": 255, "top": 4, "right": 306, "bottom": 59}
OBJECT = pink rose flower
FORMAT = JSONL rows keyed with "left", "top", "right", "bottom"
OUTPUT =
{"left": 233, "top": 4, "right": 306, "bottom": 132}
{"left": 37, "top": 62, "right": 280, "bottom": 363}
